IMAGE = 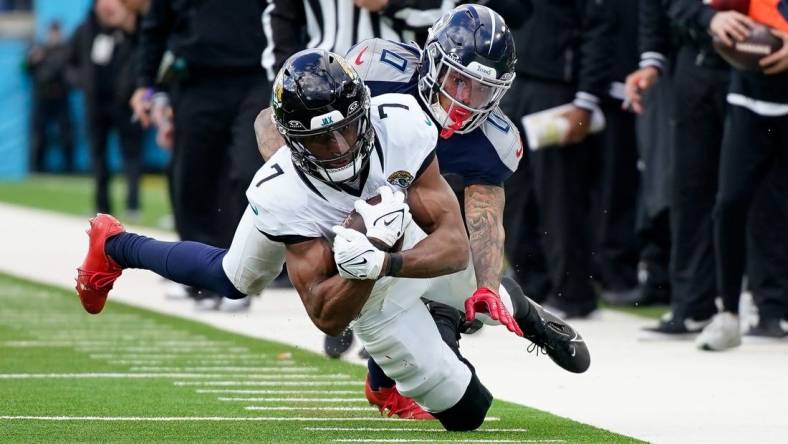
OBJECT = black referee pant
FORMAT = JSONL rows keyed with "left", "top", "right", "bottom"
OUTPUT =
{"left": 715, "top": 103, "right": 788, "bottom": 317}
{"left": 668, "top": 47, "right": 729, "bottom": 322}
{"left": 87, "top": 104, "right": 143, "bottom": 214}
{"left": 502, "top": 76, "right": 597, "bottom": 316}
{"left": 592, "top": 102, "right": 640, "bottom": 292}
{"left": 170, "top": 70, "right": 270, "bottom": 248}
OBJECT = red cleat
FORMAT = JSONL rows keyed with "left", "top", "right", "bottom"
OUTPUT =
{"left": 75, "top": 214, "right": 125, "bottom": 314}
{"left": 364, "top": 375, "right": 434, "bottom": 420}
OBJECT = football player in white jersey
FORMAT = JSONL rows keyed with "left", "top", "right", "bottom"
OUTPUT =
{"left": 76, "top": 49, "right": 528, "bottom": 429}
{"left": 253, "top": 4, "right": 590, "bottom": 416}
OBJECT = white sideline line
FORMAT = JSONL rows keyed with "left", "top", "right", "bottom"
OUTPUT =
{"left": 175, "top": 381, "right": 364, "bottom": 387}
{"left": 332, "top": 440, "right": 561, "bottom": 443}
{"left": 304, "top": 427, "right": 529, "bottom": 433}
{"left": 0, "top": 373, "right": 345, "bottom": 380}
{"left": 197, "top": 389, "right": 360, "bottom": 395}
{"left": 245, "top": 406, "right": 375, "bottom": 411}
{"left": 218, "top": 397, "right": 367, "bottom": 402}
{"left": 129, "top": 366, "right": 317, "bottom": 373}
{"left": 0, "top": 416, "right": 455, "bottom": 423}
{"left": 90, "top": 354, "right": 269, "bottom": 359}
{"left": 2, "top": 340, "right": 228, "bottom": 347}
{"left": 78, "top": 347, "right": 250, "bottom": 353}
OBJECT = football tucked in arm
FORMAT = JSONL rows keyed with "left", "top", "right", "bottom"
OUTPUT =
{"left": 342, "top": 194, "right": 404, "bottom": 252}
{"left": 713, "top": 24, "right": 785, "bottom": 71}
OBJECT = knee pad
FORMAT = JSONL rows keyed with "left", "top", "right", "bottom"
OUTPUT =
{"left": 432, "top": 372, "right": 492, "bottom": 431}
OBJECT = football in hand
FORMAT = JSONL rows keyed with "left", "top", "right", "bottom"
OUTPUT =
{"left": 342, "top": 194, "right": 404, "bottom": 252}
{"left": 713, "top": 24, "right": 784, "bottom": 71}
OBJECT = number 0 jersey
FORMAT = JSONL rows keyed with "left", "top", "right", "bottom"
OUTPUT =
{"left": 347, "top": 38, "right": 523, "bottom": 187}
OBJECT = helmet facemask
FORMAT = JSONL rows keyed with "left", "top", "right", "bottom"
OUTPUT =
{"left": 280, "top": 103, "right": 374, "bottom": 185}
{"left": 419, "top": 41, "right": 514, "bottom": 138}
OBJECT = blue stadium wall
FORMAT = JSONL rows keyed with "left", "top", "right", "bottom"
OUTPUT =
{"left": 0, "top": 0, "right": 169, "bottom": 180}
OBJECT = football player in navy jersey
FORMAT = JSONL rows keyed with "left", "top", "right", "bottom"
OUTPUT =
{"left": 255, "top": 4, "right": 590, "bottom": 418}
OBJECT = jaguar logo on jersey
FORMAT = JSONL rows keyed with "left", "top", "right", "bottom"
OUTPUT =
{"left": 387, "top": 170, "right": 415, "bottom": 189}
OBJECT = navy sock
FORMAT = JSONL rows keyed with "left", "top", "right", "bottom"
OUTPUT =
{"left": 105, "top": 232, "right": 246, "bottom": 299}
{"left": 367, "top": 358, "right": 395, "bottom": 390}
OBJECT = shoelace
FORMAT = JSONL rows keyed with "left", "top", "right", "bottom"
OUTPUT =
{"left": 382, "top": 390, "right": 421, "bottom": 418}
{"left": 77, "top": 268, "right": 121, "bottom": 290}
{"left": 526, "top": 341, "right": 547, "bottom": 356}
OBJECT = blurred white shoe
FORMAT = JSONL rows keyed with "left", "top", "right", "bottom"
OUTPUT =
{"left": 218, "top": 296, "right": 251, "bottom": 313}
{"left": 696, "top": 312, "right": 741, "bottom": 351}
{"left": 164, "top": 281, "right": 191, "bottom": 300}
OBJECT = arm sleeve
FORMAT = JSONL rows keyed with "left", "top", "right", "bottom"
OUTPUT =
{"left": 382, "top": 0, "right": 446, "bottom": 29}
{"left": 137, "top": 0, "right": 174, "bottom": 88}
{"left": 666, "top": 0, "right": 717, "bottom": 33}
{"left": 262, "top": 0, "right": 306, "bottom": 81}
{"left": 574, "top": 0, "right": 615, "bottom": 111}
{"left": 638, "top": 0, "right": 671, "bottom": 72}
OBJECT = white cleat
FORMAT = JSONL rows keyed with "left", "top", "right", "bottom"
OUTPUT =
{"left": 696, "top": 312, "right": 741, "bottom": 351}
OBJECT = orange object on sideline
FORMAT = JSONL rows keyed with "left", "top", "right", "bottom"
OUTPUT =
{"left": 749, "top": 0, "right": 788, "bottom": 31}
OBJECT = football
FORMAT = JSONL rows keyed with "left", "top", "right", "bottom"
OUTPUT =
{"left": 713, "top": 24, "right": 784, "bottom": 71}
{"left": 342, "top": 194, "right": 404, "bottom": 252}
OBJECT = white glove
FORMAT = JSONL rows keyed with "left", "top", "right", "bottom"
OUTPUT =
{"left": 332, "top": 226, "right": 387, "bottom": 280}
{"left": 354, "top": 186, "right": 412, "bottom": 249}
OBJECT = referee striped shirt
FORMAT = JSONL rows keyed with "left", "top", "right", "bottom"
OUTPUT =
{"left": 262, "top": 0, "right": 453, "bottom": 80}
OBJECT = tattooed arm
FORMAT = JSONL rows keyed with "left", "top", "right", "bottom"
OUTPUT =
{"left": 464, "top": 184, "right": 506, "bottom": 290}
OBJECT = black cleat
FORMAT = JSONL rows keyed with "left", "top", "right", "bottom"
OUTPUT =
{"left": 324, "top": 329, "right": 354, "bottom": 358}
{"left": 745, "top": 318, "right": 787, "bottom": 339}
{"left": 516, "top": 298, "right": 590, "bottom": 374}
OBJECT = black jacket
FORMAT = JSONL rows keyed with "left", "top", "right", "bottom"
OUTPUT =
{"left": 138, "top": 0, "right": 267, "bottom": 87}
{"left": 502, "top": 0, "right": 615, "bottom": 110}
{"left": 638, "top": 0, "right": 725, "bottom": 71}
{"left": 68, "top": 12, "right": 139, "bottom": 114}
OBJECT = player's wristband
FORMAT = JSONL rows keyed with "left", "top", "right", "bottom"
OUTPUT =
{"left": 385, "top": 253, "right": 403, "bottom": 277}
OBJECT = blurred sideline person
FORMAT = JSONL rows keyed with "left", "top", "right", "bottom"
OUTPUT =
{"left": 130, "top": 0, "right": 270, "bottom": 311}
{"left": 74, "top": 49, "right": 588, "bottom": 428}
{"left": 591, "top": 0, "right": 642, "bottom": 305}
{"left": 627, "top": 0, "right": 736, "bottom": 338}
{"left": 69, "top": 0, "right": 143, "bottom": 218}
{"left": 499, "top": 0, "right": 615, "bottom": 318}
{"left": 26, "top": 21, "right": 74, "bottom": 173}
{"left": 697, "top": 5, "right": 788, "bottom": 350}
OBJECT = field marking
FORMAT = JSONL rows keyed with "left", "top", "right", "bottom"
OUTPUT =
{"left": 0, "top": 373, "right": 347, "bottom": 380}
{"left": 218, "top": 397, "right": 367, "bottom": 402}
{"left": 90, "top": 354, "right": 270, "bottom": 360}
{"left": 128, "top": 366, "right": 317, "bottom": 373}
{"left": 304, "top": 427, "right": 529, "bottom": 433}
{"left": 197, "top": 389, "right": 360, "bottom": 395}
{"left": 0, "top": 416, "right": 465, "bottom": 422}
{"left": 2, "top": 340, "right": 229, "bottom": 348}
{"left": 174, "top": 381, "right": 364, "bottom": 387}
{"left": 245, "top": 406, "right": 376, "bottom": 412}
{"left": 332, "top": 440, "right": 561, "bottom": 443}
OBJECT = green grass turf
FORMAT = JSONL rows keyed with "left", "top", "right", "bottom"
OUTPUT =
{"left": 0, "top": 273, "right": 641, "bottom": 443}
{"left": 0, "top": 174, "right": 171, "bottom": 229}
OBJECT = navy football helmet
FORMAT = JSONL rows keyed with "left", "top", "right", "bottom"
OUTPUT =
{"left": 271, "top": 49, "right": 374, "bottom": 184}
{"left": 418, "top": 4, "right": 516, "bottom": 138}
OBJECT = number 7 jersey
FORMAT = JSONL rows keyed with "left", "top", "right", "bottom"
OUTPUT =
{"left": 246, "top": 93, "right": 437, "bottom": 246}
